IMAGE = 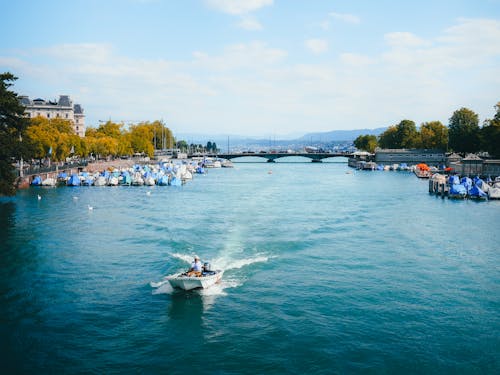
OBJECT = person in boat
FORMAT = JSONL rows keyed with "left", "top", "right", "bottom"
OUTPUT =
{"left": 187, "top": 256, "right": 203, "bottom": 277}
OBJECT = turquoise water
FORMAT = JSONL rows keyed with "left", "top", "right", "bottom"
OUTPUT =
{"left": 1, "top": 162, "right": 499, "bottom": 374}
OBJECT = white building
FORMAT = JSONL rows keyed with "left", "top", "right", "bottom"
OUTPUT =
{"left": 20, "top": 95, "right": 86, "bottom": 137}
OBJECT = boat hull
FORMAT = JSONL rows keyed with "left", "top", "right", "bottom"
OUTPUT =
{"left": 167, "top": 270, "right": 223, "bottom": 291}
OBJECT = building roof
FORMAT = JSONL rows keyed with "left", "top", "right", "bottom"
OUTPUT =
{"left": 73, "top": 104, "right": 83, "bottom": 114}
{"left": 58, "top": 95, "right": 71, "bottom": 107}
{"left": 463, "top": 153, "right": 483, "bottom": 161}
{"left": 19, "top": 96, "right": 32, "bottom": 106}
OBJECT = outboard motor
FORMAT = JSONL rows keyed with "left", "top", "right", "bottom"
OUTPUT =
{"left": 203, "top": 262, "right": 211, "bottom": 272}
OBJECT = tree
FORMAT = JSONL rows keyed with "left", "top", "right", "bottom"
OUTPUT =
{"left": 480, "top": 102, "right": 500, "bottom": 158}
{"left": 129, "top": 123, "right": 154, "bottom": 157}
{"left": 396, "top": 119, "right": 418, "bottom": 149}
{"left": 419, "top": 121, "right": 448, "bottom": 150}
{"left": 448, "top": 107, "right": 480, "bottom": 153}
{"left": 96, "top": 121, "right": 123, "bottom": 138}
{"left": 354, "top": 134, "right": 377, "bottom": 153}
{"left": 25, "top": 117, "right": 76, "bottom": 161}
{"left": 0, "top": 73, "right": 30, "bottom": 195}
{"left": 378, "top": 126, "right": 398, "bottom": 149}
{"left": 176, "top": 140, "right": 188, "bottom": 152}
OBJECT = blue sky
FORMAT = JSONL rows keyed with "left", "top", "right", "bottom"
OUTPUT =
{"left": 1, "top": 0, "right": 499, "bottom": 137}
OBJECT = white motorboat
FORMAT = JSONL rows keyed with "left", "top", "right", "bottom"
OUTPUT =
{"left": 167, "top": 269, "right": 223, "bottom": 291}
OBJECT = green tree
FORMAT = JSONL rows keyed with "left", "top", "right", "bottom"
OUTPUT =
{"left": 176, "top": 140, "right": 188, "bottom": 152}
{"left": 354, "top": 134, "right": 377, "bottom": 153}
{"left": 448, "top": 107, "right": 480, "bottom": 153}
{"left": 0, "top": 73, "right": 30, "bottom": 195}
{"left": 395, "top": 119, "right": 418, "bottom": 148}
{"left": 378, "top": 126, "right": 398, "bottom": 149}
{"left": 480, "top": 102, "right": 500, "bottom": 158}
{"left": 419, "top": 121, "right": 448, "bottom": 150}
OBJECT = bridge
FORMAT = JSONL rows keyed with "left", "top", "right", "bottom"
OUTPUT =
{"left": 203, "top": 152, "right": 353, "bottom": 162}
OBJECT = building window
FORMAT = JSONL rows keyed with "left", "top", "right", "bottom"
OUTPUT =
{"left": 47, "top": 113, "right": 50, "bottom": 118}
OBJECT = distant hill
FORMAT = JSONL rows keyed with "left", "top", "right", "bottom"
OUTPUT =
{"left": 175, "top": 127, "right": 387, "bottom": 149}
{"left": 297, "top": 127, "right": 387, "bottom": 142}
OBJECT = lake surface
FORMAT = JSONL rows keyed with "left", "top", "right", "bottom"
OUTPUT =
{"left": 1, "top": 161, "right": 499, "bottom": 374}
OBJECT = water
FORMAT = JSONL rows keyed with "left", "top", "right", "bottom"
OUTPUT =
{"left": 1, "top": 162, "right": 499, "bottom": 374}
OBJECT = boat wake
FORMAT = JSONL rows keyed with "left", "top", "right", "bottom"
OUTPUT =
{"left": 150, "top": 252, "right": 269, "bottom": 297}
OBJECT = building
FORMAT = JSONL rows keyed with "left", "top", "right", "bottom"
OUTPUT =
{"left": 448, "top": 154, "right": 500, "bottom": 177}
{"left": 19, "top": 95, "right": 86, "bottom": 137}
{"left": 374, "top": 148, "right": 445, "bottom": 166}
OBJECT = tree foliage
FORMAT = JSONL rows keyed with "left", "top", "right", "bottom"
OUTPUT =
{"left": 206, "top": 141, "right": 218, "bottom": 152}
{"left": 448, "top": 107, "right": 480, "bottom": 153}
{"left": 25, "top": 117, "right": 80, "bottom": 161}
{"left": 378, "top": 126, "right": 398, "bottom": 149}
{"left": 419, "top": 121, "right": 448, "bottom": 149}
{"left": 354, "top": 135, "right": 377, "bottom": 153}
{"left": 480, "top": 102, "right": 500, "bottom": 158}
{"left": 0, "top": 72, "right": 30, "bottom": 195}
{"left": 396, "top": 119, "right": 418, "bottom": 149}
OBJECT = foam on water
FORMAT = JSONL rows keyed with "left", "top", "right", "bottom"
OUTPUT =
{"left": 170, "top": 252, "right": 195, "bottom": 264}
{"left": 212, "top": 255, "right": 269, "bottom": 271}
{"left": 150, "top": 252, "right": 268, "bottom": 296}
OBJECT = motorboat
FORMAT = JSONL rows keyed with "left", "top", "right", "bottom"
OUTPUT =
{"left": 414, "top": 163, "right": 431, "bottom": 178}
{"left": 167, "top": 268, "right": 223, "bottom": 291}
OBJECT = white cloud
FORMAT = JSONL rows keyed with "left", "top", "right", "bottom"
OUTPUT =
{"left": 305, "top": 39, "right": 329, "bottom": 54}
{"left": 205, "top": 0, "right": 273, "bottom": 15}
{"left": 192, "top": 41, "right": 287, "bottom": 70}
{"left": 384, "top": 32, "right": 430, "bottom": 48}
{"left": 329, "top": 12, "right": 360, "bottom": 24}
{"left": 2, "top": 18, "right": 499, "bottom": 135}
{"left": 340, "top": 53, "right": 375, "bottom": 66}
{"left": 238, "top": 16, "right": 263, "bottom": 31}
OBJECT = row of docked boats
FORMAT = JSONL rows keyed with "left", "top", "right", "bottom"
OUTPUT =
{"left": 429, "top": 174, "right": 500, "bottom": 200}
{"left": 356, "top": 161, "right": 442, "bottom": 177}
{"left": 31, "top": 161, "right": 208, "bottom": 187}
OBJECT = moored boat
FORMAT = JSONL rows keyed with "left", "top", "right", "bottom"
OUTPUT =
{"left": 414, "top": 163, "right": 431, "bottom": 178}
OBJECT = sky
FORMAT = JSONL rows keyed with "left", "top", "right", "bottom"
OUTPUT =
{"left": 1, "top": 0, "right": 499, "bottom": 138}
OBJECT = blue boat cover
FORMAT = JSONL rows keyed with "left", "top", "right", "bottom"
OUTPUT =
{"left": 469, "top": 185, "right": 487, "bottom": 198}
{"left": 449, "top": 184, "right": 467, "bottom": 195}
{"left": 460, "top": 177, "right": 472, "bottom": 191}
{"left": 67, "top": 174, "right": 80, "bottom": 186}
{"left": 32, "top": 176, "right": 42, "bottom": 185}
{"left": 158, "top": 175, "right": 169, "bottom": 185}
{"left": 448, "top": 175, "right": 460, "bottom": 185}
{"left": 170, "top": 177, "right": 182, "bottom": 186}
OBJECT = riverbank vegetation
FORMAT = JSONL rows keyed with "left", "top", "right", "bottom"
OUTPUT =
{"left": 355, "top": 103, "right": 500, "bottom": 158}
{"left": 0, "top": 73, "right": 29, "bottom": 195}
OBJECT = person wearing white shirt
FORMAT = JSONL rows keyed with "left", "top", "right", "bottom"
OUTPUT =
{"left": 187, "top": 255, "right": 203, "bottom": 276}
